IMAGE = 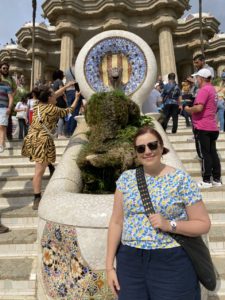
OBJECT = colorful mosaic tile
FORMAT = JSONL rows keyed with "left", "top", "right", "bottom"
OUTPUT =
{"left": 84, "top": 37, "right": 147, "bottom": 95}
{"left": 41, "top": 221, "right": 115, "bottom": 299}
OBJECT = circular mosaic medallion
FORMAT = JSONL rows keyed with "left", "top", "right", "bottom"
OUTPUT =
{"left": 84, "top": 37, "right": 147, "bottom": 95}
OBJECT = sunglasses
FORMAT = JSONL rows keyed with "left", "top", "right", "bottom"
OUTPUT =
{"left": 1, "top": 67, "right": 9, "bottom": 70}
{"left": 135, "top": 141, "right": 159, "bottom": 154}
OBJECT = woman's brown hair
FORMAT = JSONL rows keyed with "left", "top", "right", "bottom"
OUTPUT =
{"left": 133, "top": 126, "right": 169, "bottom": 155}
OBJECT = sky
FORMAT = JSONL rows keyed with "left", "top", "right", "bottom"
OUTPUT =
{"left": 0, "top": 0, "right": 225, "bottom": 47}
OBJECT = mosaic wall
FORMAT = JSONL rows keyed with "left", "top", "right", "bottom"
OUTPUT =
{"left": 84, "top": 37, "right": 147, "bottom": 95}
{"left": 41, "top": 221, "right": 115, "bottom": 300}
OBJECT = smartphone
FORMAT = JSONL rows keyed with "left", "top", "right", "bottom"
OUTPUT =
{"left": 74, "top": 82, "right": 80, "bottom": 92}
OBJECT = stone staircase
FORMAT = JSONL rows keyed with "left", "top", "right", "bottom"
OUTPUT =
{"left": 0, "top": 139, "right": 68, "bottom": 300}
{"left": 168, "top": 117, "right": 225, "bottom": 300}
{"left": 0, "top": 120, "right": 225, "bottom": 299}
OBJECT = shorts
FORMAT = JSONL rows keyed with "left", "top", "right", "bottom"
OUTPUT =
{"left": 116, "top": 244, "right": 200, "bottom": 300}
{"left": 0, "top": 107, "right": 9, "bottom": 126}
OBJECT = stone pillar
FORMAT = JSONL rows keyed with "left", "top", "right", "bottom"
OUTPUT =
{"left": 60, "top": 32, "right": 74, "bottom": 71}
{"left": 55, "top": 21, "right": 79, "bottom": 72}
{"left": 33, "top": 55, "right": 44, "bottom": 85}
{"left": 158, "top": 26, "right": 177, "bottom": 80}
{"left": 217, "top": 64, "right": 225, "bottom": 77}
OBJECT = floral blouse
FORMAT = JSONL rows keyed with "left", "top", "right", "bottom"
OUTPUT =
{"left": 116, "top": 168, "right": 202, "bottom": 250}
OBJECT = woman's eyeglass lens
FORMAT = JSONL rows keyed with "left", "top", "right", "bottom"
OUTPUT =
{"left": 135, "top": 141, "right": 158, "bottom": 153}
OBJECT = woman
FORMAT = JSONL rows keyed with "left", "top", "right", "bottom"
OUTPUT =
{"left": 22, "top": 82, "right": 80, "bottom": 210}
{"left": 15, "top": 96, "right": 28, "bottom": 139}
{"left": 106, "top": 126, "right": 211, "bottom": 300}
{"left": 52, "top": 69, "right": 67, "bottom": 138}
{"left": 27, "top": 88, "right": 39, "bottom": 125}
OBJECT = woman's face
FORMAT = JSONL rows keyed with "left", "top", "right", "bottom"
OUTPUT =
{"left": 135, "top": 132, "right": 163, "bottom": 168}
{"left": 48, "top": 89, "right": 57, "bottom": 105}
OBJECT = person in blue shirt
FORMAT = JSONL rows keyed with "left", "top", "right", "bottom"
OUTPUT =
{"left": 161, "top": 73, "right": 182, "bottom": 133}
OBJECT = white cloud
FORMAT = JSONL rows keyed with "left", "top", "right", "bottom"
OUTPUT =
{"left": 188, "top": 0, "right": 225, "bottom": 32}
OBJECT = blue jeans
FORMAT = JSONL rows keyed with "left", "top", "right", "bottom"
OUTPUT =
{"left": 217, "top": 106, "right": 225, "bottom": 131}
{"left": 65, "top": 90, "right": 82, "bottom": 136}
{"left": 116, "top": 244, "right": 200, "bottom": 300}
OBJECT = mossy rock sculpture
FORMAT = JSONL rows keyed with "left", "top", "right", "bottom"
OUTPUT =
{"left": 77, "top": 90, "right": 154, "bottom": 193}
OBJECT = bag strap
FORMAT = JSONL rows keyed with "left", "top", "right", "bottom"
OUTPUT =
{"left": 69, "top": 67, "right": 75, "bottom": 80}
{"left": 37, "top": 105, "right": 55, "bottom": 139}
{"left": 136, "top": 166, "right": 155, "bottom": 217}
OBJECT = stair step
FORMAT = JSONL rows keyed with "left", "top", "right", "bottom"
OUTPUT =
{"left": 0, "top": 163, "right": 58, "bottom": 176}
{"left": 176, "top": 149, "right": 225, "bottom": 160}
{"left": 209, "top": 225, "right": 225, "bottom": 254}
{"left": 201, "top": 187, "right": 225, "bottom": 202}
{"left": 0, "top": 206, "right": 38, "bottom": 229}
{"left": 0, "top": 257, "right": 36, "bottom": 297}
{"left": 173, "top": 140, "right": 225, "bottom": 150}
{"left": 189, "top": 170, "right": 225, "bottom": 185}
{"left": 0, "top": 145, "right": 65, "bottom": 156}
{"left": 168, "top": 132, "right": 225, "bottom": 142}
{"left": 183, "top": 159, "right": 225, "bottom": 172}
{"left": 0, "top": 174, "right": 49, "bottom": 191}
{"left": 0, "top": 189, "right": 34, "bottom": 209}
{"left": 0, "top": 154, "right": 62, "bottom": 164}
{"left": 0, "top": 229, "right": 37, "bottom": 257}
{"left": 4, "top": 138, "right": 69, "bottom": 148}
{"left": 207, "top": 258, "right": 225, "bottom": 299}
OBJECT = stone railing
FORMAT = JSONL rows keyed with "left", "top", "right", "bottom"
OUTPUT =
{"left": 37, "top": 116, "right": 207, "bottom": 300}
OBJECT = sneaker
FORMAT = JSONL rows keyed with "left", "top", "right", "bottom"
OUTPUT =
{"left": 0, "top": 145, "right": 4, "bottom": 153}
{"left": 198, "top": 181, "right": 213, "bottom": 189}
{"left": 212, "top": 180, "right": 222, "bottom": 186}
{"left": 0, "top": 224, "right": 9, "bottom": 234}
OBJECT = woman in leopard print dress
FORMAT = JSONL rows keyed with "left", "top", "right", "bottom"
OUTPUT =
{"left": 22, "top": 83, "right": 80, "bottom": 209}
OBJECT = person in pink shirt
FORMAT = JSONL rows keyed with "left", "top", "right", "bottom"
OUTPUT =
{"left": 185, "top": 68, "right": 221, "bottom": 189}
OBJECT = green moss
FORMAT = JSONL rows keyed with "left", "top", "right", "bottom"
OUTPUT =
{"left": 77, "top": 90, "right": 154, "bottom": 194}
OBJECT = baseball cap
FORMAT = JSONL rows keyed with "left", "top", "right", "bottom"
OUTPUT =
{"left": 192, "top": 68, "right": 212, "bottom": 79}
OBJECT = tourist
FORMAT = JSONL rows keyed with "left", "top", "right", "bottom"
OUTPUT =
{"left": 217, "top": 92, "right": 225, "bottom": 133}
{"left": 52, "top": 69, "right": 67, "bottom": 138}
{"left": 161, "top": 73, "right": 182, "bottom": 133}
{"left": 185, "top": 69, "right": 222, "bottom": 188}
{"left": 0, "top": 73, "right": 13, "bottom": 153}
{"left": 21, "top": 82, "right": 80, "bottom": 210}
{"left": 64, "top": 62, "right": 83, "bottom": 136}
{"left": 15, "top": 96, "right": 28, "bottom": 139}
{"left": 142, "top": 83, "right": 161, "bottom": 114}
{"left": 180, "top": 78, "right": 196, "bottom": 127}
{"left": 106, "top": 126, "right": 210, "bottom": 300}
{"left": 193, "top": 54, "right": 214, "bottom": 78}
{"left": 27, "top": 88, "right": 39, "bottom": 125}
{"left": 157, "top": 75, "right": 165, "bottom": 91}
{"left": 0, "top": 62, "right": 17, "bottom": 140}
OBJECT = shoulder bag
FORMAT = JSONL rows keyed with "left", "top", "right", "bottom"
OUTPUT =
{"left": 136, "top": 166, "right": 217, "bottom": 291}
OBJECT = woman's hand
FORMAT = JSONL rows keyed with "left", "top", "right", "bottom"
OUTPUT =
{"left": 107, "top": 268, "right": 120, "bottom": 297}
{"left": 149, "top": 213, "right": 170, "bottom": 232}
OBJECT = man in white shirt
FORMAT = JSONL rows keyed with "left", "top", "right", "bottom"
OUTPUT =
{"left": 142, "top": 83, "right": 161, "bottom": 114}
{"left": 193, "top": 54, "right": 214, "bottom": 79}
